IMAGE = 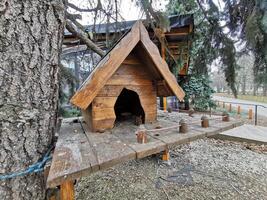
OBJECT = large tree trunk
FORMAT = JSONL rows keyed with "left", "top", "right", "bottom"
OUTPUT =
{"left": 0, "top": 1, "right": 65, "bottom": 199}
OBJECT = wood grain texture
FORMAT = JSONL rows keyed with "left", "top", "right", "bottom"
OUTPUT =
{"left": 81, "top": 106, "right": 93, "bottom": 130}
{"left": 89, "top": 52, "right": 157, "bottom": 131}
{"left": 46, "top": 122, "right": 99, "bottom": 188}
{"left": 139, "top": 22, "right": 185, "bottom": 101}
{"left": 47, "top": 118, "right": 243, "bottom": 188}
{"left": 71, "top": 21, "right": 185, "bottom": 110}
{"left": 71, "top": 21, "right": 141, "bottom": 109}
{"left": 60, "top": 181, "right": 74, "bottom": 200}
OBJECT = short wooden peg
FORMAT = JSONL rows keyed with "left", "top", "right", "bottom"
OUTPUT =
{"left": 60, "top": 181, "right": 74, "bottom": 200}
{"left": 136, "top": 130, "right": 147, "bottom": 144}
{"left": 201, "top": 116, "right": 209, "bottom": 128}
{"left": 237, "top": 106, "right": 241, "bottom": 114}
{"left": 179, "top": 119, "right": 188, "bottom": 133}
{"left": 162, "top": 149, "right": 170, "bottom": 161}
{"left": 222, "top": 111, "right": 229, "bottom": 122}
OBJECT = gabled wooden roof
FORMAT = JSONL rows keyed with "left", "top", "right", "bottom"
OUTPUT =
{"left": 71, "top": 21, "right": 185, "bottom": 110}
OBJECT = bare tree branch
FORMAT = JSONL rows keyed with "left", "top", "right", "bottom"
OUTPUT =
{"left": 67, "top": 0, "right": 102, "bottom": 12}
{"left": 65, "top": 20, "right": 105, "bottom": 57}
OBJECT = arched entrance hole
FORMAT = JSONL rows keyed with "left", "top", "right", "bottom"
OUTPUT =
{"left": 114, "top": 88, "right": 145, "bottom": 124}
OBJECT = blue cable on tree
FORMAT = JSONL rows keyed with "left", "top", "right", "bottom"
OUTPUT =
{"left": 0, "top": 147, "right": 53, "bottom": 180}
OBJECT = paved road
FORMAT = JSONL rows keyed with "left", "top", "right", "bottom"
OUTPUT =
{"left": 213, "top": 95, "right": 267, "bottom": 117}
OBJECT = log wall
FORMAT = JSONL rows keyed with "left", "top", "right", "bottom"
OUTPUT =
{"left": 82, "top": 53, "right": 157, "bottom": 132}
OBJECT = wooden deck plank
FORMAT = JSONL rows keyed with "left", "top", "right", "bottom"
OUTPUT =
{"left": 82, "top": 123, "right": 136, "bottom": 170}
{"left": 47, "top": 116, "right": 244, "bottom": 188}
{"left": 210, "top": 124, "right": 267, "bottom": 145}
{"left": 111, "top": 125, "right": 167, "bottom": 159}
{"left": 47, "top": 121, "right": 98, "bottom": 188}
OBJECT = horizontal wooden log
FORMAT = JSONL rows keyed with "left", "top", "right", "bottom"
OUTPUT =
{"left": 92, "top": 107, "right": 115, "bottom": 120}
{"left": 106, "top": 76, "right": 153, "bottom": 86}
{"left": 97, "top": 85, "right": 156, "bottom": 97}
{"left": 92, "top": 118, "right": 115, "bottom": 131}
{"left": 115, "top": 63, "right": 150, "bottom": 76}
{"left": 70, "top": 21, "right": 141, "bottom": 109}
{"left": 93, "top": 97, "right": 117, "bottom": 108}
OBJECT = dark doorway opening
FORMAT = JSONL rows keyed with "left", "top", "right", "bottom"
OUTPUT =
{"left": 114, "top": 88, "right": 145, "bottom": 124}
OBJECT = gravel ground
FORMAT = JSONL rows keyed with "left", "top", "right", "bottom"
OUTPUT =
{"left": 75, "top": 138, "right": 267, "bottom": 200}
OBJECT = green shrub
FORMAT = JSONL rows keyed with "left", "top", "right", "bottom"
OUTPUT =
{"left": 181, "top": 75, "right": 216, "bottom": 111}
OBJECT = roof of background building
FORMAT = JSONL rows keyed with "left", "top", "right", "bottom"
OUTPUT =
{"left": 64, "top": 14, "right": 193, "bottom": 36}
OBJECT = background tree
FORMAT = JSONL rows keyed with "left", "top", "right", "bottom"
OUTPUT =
{"left": 166, "top": 0, "right": 267, "bottom": 97}
{"left": 0, "top": 0, "right": 65, "bottom": 199}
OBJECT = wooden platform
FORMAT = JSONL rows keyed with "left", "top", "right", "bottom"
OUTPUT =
{"left": 210, "top": 124, "right": 267, "bottom": 145}
{"left": 47, "top": 113, "right": 243, "bottom": 188}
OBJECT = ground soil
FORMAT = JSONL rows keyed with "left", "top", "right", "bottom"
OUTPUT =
{"left": 75, "top": 111, "right": 267, "bottom": 200}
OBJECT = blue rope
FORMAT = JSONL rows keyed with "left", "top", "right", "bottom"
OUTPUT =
{"left": 0, "top": 147, "right": 53, "bottom": 180}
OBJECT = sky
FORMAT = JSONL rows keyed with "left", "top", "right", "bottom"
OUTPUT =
{"left": 69, "top": 0, "right": 168, "bottom": 25}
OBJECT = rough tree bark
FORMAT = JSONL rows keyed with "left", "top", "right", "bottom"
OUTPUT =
{"left": 0, "top": 0, "right": 65, "bottom": 199}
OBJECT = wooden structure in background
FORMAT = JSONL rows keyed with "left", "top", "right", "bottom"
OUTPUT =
{"left": 63, "top": 14, "right": 194, "bottom": 76}
{"left": 71, "top": 21, "right": 185, "bottom": 132}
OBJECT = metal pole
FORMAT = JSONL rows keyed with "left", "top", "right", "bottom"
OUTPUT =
{"left": 255, "top": 105, "right": 258, "bottom": 125}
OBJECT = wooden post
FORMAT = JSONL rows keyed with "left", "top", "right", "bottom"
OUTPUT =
{"left": 160, "top": 35, "right": 168, "bottom": 112}
{"left": 222, "top": 111, "right": 230, "bottom": 122}
{"left": 201, "top": 116, "right": 209, "bottom": 128}
{"left": 237, "top": 106, "right": 241, "bottom": 114}
{"left": 60, "top": 181, "right": 74, "bottom": 200}
{"left": 179, "top": 119, "right": 188, "bottom": 133}
{"left": 248, "top": 109, "right": 253, "bottom": 119}
{"left": 163, "top": 97, "right": 167, "bottom": 111}
{"left": 162, "top": 149, "right": 170, "bottom": 161}
{"left": 136, "top": 130, "right": 148, "bottom": 144}
{"left": 228, "top": 104, "right": 232, "bottom": 112}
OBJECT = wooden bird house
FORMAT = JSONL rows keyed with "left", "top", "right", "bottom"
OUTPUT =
{"left": 71, "top": 21, "right": 185, "bottom": 132}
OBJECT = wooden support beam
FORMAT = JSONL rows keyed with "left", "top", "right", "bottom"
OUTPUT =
{"left": 60, "top": 181, "right": 75, "bottom": 200}
{"left": 160, "top": 36, "right": 168, "bottom": 112}
{"left": 162, "top": 149, "right": 170, "bottom": 161}
{"left": 164, "top": 32, "right": 188, "bottom": 36}
{"left": 163, "top": 97, "right": 167, "bottom": 111}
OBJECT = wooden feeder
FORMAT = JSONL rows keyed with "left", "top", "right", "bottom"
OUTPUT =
{"left": 71, "top": 21, "right": 185, "bottom": 132}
